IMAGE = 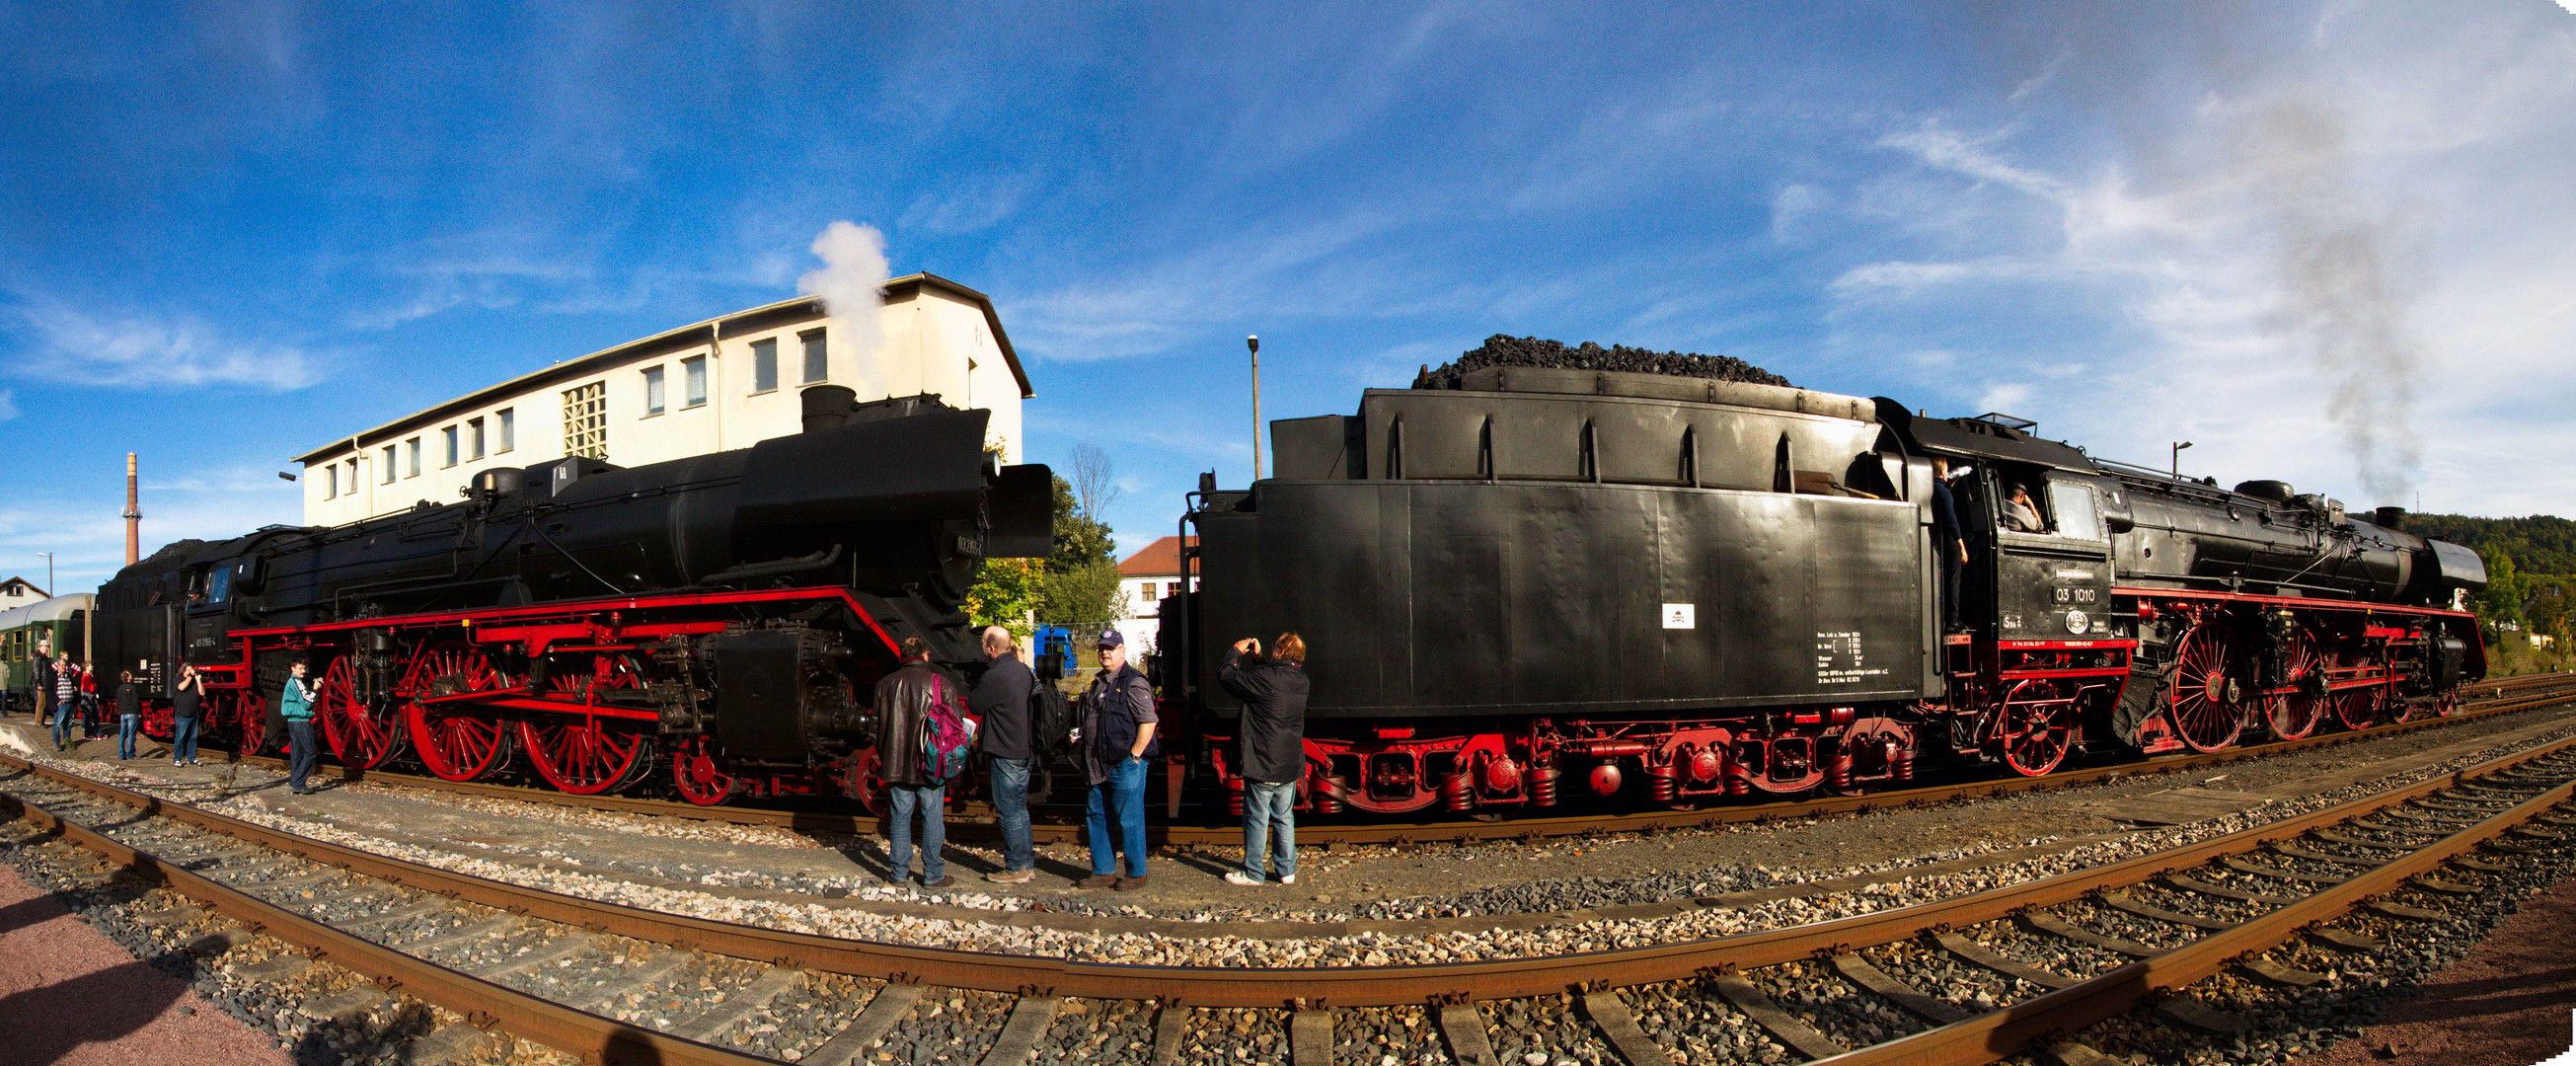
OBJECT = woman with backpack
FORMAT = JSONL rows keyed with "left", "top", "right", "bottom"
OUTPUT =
{"left": 871, "top": 636, "right": 959, "bottom": 887}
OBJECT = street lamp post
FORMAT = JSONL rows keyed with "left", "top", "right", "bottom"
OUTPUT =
{"left": 2171, "top": 440, "right": 2194, "bottom": 480}
{"left": 1247, "top": 335, "right": 1263, "bottom": 483}
{"left": 36, "top": 552, "right": 50, "bottom": 596}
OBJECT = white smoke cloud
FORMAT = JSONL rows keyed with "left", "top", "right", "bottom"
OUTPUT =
{"left": 796, "top": 220, "right": 890, "bottom": 398}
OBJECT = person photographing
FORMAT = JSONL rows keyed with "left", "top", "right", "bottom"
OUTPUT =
{"left": 1220, "top": 633, "right": 1308, "bottom": 886}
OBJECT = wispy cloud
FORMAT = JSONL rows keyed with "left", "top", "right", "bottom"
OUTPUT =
{"left": 0, "top": 389, "right": 18, "bottom": 421}
{"left": 5, "top": 296, "right": 326, "bottom": 391}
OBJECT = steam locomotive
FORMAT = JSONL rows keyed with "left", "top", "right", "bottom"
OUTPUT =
{"left": 1166, "top": 366, "right": 2488, "bottom": 814}
{"left": 92, "top": 388, "right": 1053, "bottom": 804}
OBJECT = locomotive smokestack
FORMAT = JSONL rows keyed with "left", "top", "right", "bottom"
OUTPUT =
{"left": 122, "top": 452, "right": 139, "bottom": 567}
{"left": 2375, "top": 505, "right": 2406, "bottom": 530}
{"left": 800, "top": 385, "right": 859, "bottom": 433}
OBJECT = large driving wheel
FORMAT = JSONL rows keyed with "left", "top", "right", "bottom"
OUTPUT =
{"left": 1996, "top": 678, "right": 2077, "bottom": 776}
{"left": 2333, "top": 662, "right": 2387, "bottom": 730}
{"left": 2264, "top": 630, "right": 2327, "bottom": 741}
{"left": 319, "top": 654, "right": 408, "bottom": 769}
{"left": 669, "top": 734, "right": 739, "bottom": 806}
{"left": 516, "top": 655, "right": 650, "bottom": 795}
{"left": 402, "top": 643, "right": 516, "bottom": 781}
{"left": 232, "top": 692, "right": 270, "bottom": 755}
{"left": 2167, "top": 623, "right": 2244, "bottom": 752}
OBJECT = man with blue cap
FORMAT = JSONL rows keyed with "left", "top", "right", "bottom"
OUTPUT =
{"left": 1075, "top": 629, "right": 1158, "bottom": 889}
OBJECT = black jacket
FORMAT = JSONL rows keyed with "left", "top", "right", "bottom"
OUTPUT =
{"left": 871, "top": 660, "right": 947, "bottom": 787}
{"left": 116, "top": 683, "right": 138, "bottom": 717}
{"left": 1219, "top": 648, "right": 1308, "bottom": 785}
{"left": 175, "top": 675, "right": 201, "bottom": 720}
{"left": 970, "top": 654, "right": 1036, "bottom": 761}
{"left": 1931, "top": 479, "right": 1963, "bottom": 557}
{"left": 1078, "top": 663, "right": 1157, "bottom": 785}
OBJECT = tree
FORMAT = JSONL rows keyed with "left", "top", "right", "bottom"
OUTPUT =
{"left": 965, "top": 558, "right": 1043, "bottom": 637}
{"left": 1068, "top": 443, "right": 1121, "bottom": 520}
{"left": 1038, "top": 472, "right": 1123, "bottom": 627}
{"left": 1041, "top": 559, "right": 1126, "bottom": 631}
{"left": 2471, "top": 547, "right": 2527, "bottom": 629}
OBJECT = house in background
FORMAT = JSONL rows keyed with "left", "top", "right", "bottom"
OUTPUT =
{"left": 1111, "top": 536, "right": 1197, "bottom": 652}
{"left": 294, "top": 273, "right": 1032, "bottom": 526}
{"left": 0, "top": 577, "right": 45, "bottom": 609}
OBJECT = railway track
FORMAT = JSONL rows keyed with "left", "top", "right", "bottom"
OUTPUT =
{"left": 194, "top": 671, "right": 2576, "bottom": 847}
{"left": 4, "top": 698, "right": 2573, "bottom": 1066}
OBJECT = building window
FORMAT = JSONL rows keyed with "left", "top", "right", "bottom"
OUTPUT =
{"left": 347, "top": 458, "right": 359, "bottom": 493}
{"left": 682, "top": 356, "right": 707, "bottom": 408}
{"left": 381, "top": 445, "right": 396, "bottom": 484}
{"left": 563, "top": 381, "right": 608, "bottom": 460}
{"left": 406, "top": 437, "right": 421, "bottom": 477}
{"left": 442, "top": 425, "right": 459, "bottom": 468}
{"left": 800, "top": 329, "right": 827, "bottom": 385}
{"left": 325, "top": 464, "right": 339, "bottom": 499}
{"left": 468, "top": 417, "right": 486, "bottom": 460}
{"left": 643, "top": 365, "right": 666, "bottom": 416}
{"left": 751, "top": 339, "right": 778, "bottom": 394}
{"left": 497, "top": 408, "right": 515, "bottom": 452}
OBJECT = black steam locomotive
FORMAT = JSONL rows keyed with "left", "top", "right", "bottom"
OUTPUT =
{"left": 94, "top": 388, "right": 1051, "bottom": 804}
{"left": 1166, "top": 366, "right": 2486, "bottom": 814}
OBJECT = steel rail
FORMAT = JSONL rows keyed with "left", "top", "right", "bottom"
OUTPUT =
{"left": 5, "top": 725, "right": 2569, "bottom": 1009}
{"left": 1809, "top": 757, "right": 2576, "bottom": 1066}
{"left": 201, "top": 672, "right": 2576, "bottom": 846}
{"left": 0, "top": 788, "right": 781, "bottom": 1066}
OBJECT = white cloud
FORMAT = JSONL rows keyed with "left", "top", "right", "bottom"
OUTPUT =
{"left": 0, "top": 389, "right": 17, "bottom": 421}
{"left": 5, "top": 297, "right": 325, "bottom": 391}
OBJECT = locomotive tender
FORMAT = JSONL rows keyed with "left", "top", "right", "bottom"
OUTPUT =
{"left": 1171, "top": 365, "right": 2488, "bottom": 814}
{"left": 93, "top": 388, "right": 1052, "bottom": 804}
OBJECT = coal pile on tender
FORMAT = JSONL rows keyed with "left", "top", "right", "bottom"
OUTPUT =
{"left": 1412, "top": 334, "right": 1793, "bottom": 390}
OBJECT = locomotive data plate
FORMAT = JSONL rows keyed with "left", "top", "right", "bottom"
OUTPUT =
{"left": 1662, "top": 603, "right": 1697, "bottom": 629}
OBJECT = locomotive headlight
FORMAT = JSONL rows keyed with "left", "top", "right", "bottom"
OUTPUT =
{"left": 2066, "top": 609, "right": 2089, "bottom": 634}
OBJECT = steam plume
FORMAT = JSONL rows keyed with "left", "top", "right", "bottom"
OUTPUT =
{"left": 2240, "top": 97, "right": 2423, "bottom": 503}
{"left": 796, "top": 221, "right": 890, "bottom": 397}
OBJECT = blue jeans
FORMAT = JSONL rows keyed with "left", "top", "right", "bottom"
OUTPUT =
{"left": 1085, "top": 756, "right": 1150, "bottom": 877}
{"left": 988, "top": 757, "right": 1035, "bottom": 873}
{"left": 51, "top": 702, "right": 74, "bottom": 747}
{"left": 287, "top": 720, "right": 318, "bottom": 792}
{"left": 173, "top": 718, "right": 200, "bottom": 763}
{"left": 1242, "top": 780, "right": 1297, "bottom": 881}
{"left": 118, "top": 715, "right": 138, "bottom": 759}
{"left": 886, "top": 783, "right": 947, "bottom": 881}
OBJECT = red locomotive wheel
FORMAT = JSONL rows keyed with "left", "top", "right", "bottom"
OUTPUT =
{"left": 318, "top": 655, "right": 407, "bottom": 769}
{"left": 2333, "top": 676, "right": 2387, "bottom": 730}
{"left": 2264, "top": 630, "right": 2326, "bottom": 741}
{"left": 2166, "top": 624, "right": 2244, "bottom": 753}
{"left": 846, "top": 747, "right": 888, "bottom": 816}
{"left": 518, "top": 652, "right": 650, "bottom": 794}
{"left": 1996, "top": 679, "right": 2076, "bottom": 776}
{"left": 402, "top": 643, "right": 517, "bottom": 782}
{"left": 2433, "top": 687, "right": 2460, "bottom": 718}
{"left": 670, "top": 734, "right": 739, "bottom": 806}
{"left": 140, "top": 700, "right": 175, "bottom": 742}
{"left": 232, "top": 692, "right": 269, "bottom": 755}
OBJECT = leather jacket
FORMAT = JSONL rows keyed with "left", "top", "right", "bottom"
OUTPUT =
{"left": 871, "top": 659, "right": 943, "bottom": 787}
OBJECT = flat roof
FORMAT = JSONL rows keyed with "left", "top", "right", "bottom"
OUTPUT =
{"left": 294, "top": 272, "right": 1033, "bottom": 464}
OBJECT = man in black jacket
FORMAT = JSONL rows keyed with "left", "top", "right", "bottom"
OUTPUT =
{"left": 968, "top": 626, "right": 1038, "bottom": 883}
{"left": 1932, "top": 457, "right": 1968, "bottom": 633}
{"left": 1220, "top": 633, "right": 1309, "bottom": 886}
{"left": 871, "top": 636, "right": 954, "bottom": 887}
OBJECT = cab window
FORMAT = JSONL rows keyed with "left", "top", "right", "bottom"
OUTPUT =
{"left": 2047, "top": 480, "right": 2103, "bottom": 541}
{"left": 208, "top": 565, "right": 231, "bottom": 604}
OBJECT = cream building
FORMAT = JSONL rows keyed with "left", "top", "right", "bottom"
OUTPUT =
{"left": 296, "top": 274, "right": 1032, "bottom": 525}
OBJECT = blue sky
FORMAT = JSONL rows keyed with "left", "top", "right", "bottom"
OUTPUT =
{"left": 5, "top": 1, "right": 2575, "bottom": 592}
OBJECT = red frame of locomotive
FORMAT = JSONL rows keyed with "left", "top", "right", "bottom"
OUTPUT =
{"left": 1195, "top": 588, "right": 2482, "bottom": 815}
{"left": 137, "top": 584, "right": 900, "bottom": 804}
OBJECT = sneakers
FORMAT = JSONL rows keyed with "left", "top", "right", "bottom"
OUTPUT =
{"left": 1114, "top": 876, "right": 1149, "bottom": 891}
{"left": 1076, "top": 874, "right": 1120, "bottom": 889}
{"left": 1223, "top": 871, "right": 1264, "bottom": 886}
{"left": 985, "top": 869, "right": 1035, "bottom": 884}
{"left": 921, "top": 876, "right": 955, "bottom": 888}
{"left": 1279, "top": 874, "right": 1296, "bottom": 885}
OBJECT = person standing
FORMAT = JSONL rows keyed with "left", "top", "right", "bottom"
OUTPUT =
{"left": 871, "top": 636, "right": 954, "bottom": 887}
{"left": 280, "top": 659, "right": 319, "bottom": 794}
{"left": 114, "top": 670, "right": 140, "bottom": 760}
{"left": 77, "top": 660, "right": 101, "bottom": 739}
{"left": 1931, "top": 457, "right": 1968, "bottom": 634}
{"left": 1220, "top": 633, "right": 1310, "bottom": 887}
{"left": 968, "top": 626, "right": 1038, "bottom": 884}
{"left": 50, "top": 652, "right": 78, "bottom": 751}
{"left": 1076, "top": 630, "right": 1157, "bottom": 890}
{"left": 31, "top": 641, "right": 53, "bottom": 727}
{"left": 172, "top": 663, "right": 204, "bottom": 767}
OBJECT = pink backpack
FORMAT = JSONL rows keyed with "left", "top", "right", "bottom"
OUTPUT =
{"left": 917, "top": 674, "right": 979, "bottom": 784}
